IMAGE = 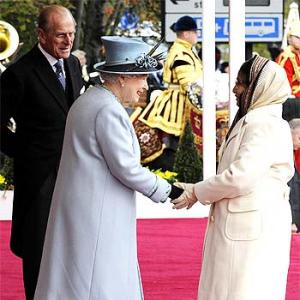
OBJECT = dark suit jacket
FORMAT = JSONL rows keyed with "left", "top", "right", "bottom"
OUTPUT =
{"left": 282, "top": 97, "right": 300, "bottom": 121}
{"left": 0, "top": 45, "right": 83, "bottom": 258}
{"left": 289, "top": 166, "right": 300, "bottom": 230}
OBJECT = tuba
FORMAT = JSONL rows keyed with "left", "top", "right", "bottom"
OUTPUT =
{"left": 0, "top": 20, "right": 19, "bottom": 72}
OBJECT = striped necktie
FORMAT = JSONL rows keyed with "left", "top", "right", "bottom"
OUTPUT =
{"left": 54, "top": 60, "right": 66, "bottom": 90}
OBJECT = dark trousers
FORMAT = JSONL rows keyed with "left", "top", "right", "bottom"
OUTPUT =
{"left": 20, "top": 171, "right": 56, "bottom": 299}
{"left": 289, "top": 168, "right": 300, "bottom": 232}
{"left": 282, "top": 97, "right": 300, "bottom": 121}
{"left": 23, "top": 255, "right": 42, "bottom": 300}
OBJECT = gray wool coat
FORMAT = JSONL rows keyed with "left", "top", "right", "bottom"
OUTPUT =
{"left": 34, "top": 86, "right": 171, "bottom": 300}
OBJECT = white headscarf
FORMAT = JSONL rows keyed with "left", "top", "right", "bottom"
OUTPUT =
{"left": 249, "top": 59, "right": 291, "bottom": 111}
{"left": 226, "top": 56, "right": 291, "bottom": 141}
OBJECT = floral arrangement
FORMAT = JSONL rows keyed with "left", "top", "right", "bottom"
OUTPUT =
{"left": 0, "top": 174, "right": 13, "bottom": 191}
{"left": 152, "top": 169, "right": 178, "bottom": 184}
{"left": 0, "top": 155, "right": 14, "bottom": 191}
{"left": 0, "top": 175, "right": 6, "bottom": 190}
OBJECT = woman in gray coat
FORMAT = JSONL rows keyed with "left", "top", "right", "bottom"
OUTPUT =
{"left": 34, "top": 36, "right": 182, "bottom": 300}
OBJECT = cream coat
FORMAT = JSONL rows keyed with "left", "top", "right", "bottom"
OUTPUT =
{"left": 34, "top": 86, "right": 171, "bottom": 300}
{"left": 195, "top": 104, "right": 294, "bottom": 300}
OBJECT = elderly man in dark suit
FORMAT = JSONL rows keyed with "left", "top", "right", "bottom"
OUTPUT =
{"left": 0, "top": 5, "right": 83, "bottom": 299}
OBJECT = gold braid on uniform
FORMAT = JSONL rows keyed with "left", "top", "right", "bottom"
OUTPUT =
{"left": 129, "top": 107, "right": 166, "bottom": 163}
{"left": 139, "top": 39, "right": 203, "bottom": 136}
{"left": 277, "top": 46, "right": 300, "bottom": 94}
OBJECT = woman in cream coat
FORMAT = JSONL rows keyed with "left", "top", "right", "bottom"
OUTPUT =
{"left": 34, "top": 36, "right": 183, "bottom": 300}
{"left": 172, "top": 56, "right": 294, "bottom": 300}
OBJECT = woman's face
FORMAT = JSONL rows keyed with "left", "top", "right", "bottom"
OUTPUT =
{"left": 121, "top": 74, "right": 149, "bottom": 103}
{"left": 232, "top": 72, "right": 248, "bottom": 107}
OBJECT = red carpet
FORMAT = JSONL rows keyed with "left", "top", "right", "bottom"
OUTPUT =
{"left": 1, "top": 219, "right": 300, "bottom": 300}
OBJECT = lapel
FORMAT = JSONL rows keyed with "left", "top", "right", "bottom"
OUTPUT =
{"left": 218, "top": 116, "right": 246, "bottom": 162}
{"left": 64, "top": 58, "right": 76, "bottom": 99}
{"left": 225, "top": 117, "right": 246, "bottom": 147}
{"left": 31, "top": 46, "right": 69, "bottom": 114}
{"left": 218, "top": 105, "right": 282, "bottom": 171}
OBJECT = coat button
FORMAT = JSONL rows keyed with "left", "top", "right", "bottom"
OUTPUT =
{"left": 210, "top": 215, "right": 215, "bottom": 222}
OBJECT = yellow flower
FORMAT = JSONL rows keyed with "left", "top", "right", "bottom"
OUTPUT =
{"left": 151, "top": 169, "right": 177, "bottom": 183}
{"left": 164, "top": 170, "right": 178, "bottom": 179}
{"left": 0, "top": 175, "right": 6, "bottom": 184}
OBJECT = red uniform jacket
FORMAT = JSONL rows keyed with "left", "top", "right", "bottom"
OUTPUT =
{"left": 295, "top": 149, "right": 300, "bottom": 173}
{"left": 276, "top": 46, "right": 300, "bottom": 97}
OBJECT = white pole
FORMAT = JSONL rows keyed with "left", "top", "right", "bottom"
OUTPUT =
{"left": 229, "top": 0, "right": 245, "bottom": 124}
{"left": 202, "top": 0, "right": 216, "bottom": 179}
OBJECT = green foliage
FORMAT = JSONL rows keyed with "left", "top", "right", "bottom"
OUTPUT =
{"left": 173, "top": 122, "right": 203, "bottom": 184}
{"left": 0, "top": 154, "right": 14, "bottom": 190}
{"left": 253, "top": 43, "right": 271, "bottom": 59}
{"left": 284, "top": 0, "right": 300, "bottom": 16}
{"left": 130, "top": 0, "right": 161, "bottom": 23}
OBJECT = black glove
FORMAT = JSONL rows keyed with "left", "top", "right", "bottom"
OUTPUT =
{"left": 168, "top": 184, "right": 184, "bottom": 200}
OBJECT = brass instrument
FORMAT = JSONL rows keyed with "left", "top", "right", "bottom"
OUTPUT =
{"left": 0, "top": 21, "right": 19, "bottom": 133}
{"left": 0, "top": 20, "right": 19, "bottom": 72}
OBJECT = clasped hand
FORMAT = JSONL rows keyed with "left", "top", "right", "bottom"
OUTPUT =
{"left": 171, "top": 182, "right": 198, "bottom": 209}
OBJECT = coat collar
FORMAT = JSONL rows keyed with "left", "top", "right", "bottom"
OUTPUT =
{"left": 30, "top": 45, "right": 74, "bottom": 114}
{"left": 64, "top": 56, "right": 79, "bottom": 101}
{"left": 228, "top": 104, "right": 282, "bottom": 144}
{"left": 219, "top": 104, "right": 282, "bottom": 160}
{"left": 246, "top": 104, "right": 282, "bottom": 119}
{"left": 175, "top": 38, "right": 193, "bottom": 49}
{"left": 37, "top": 43, "right": 60, "bottom": 68}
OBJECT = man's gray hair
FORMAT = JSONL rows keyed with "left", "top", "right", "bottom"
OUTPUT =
{"left": 38, "top": 5, "right": 75, "bottom": 32}
{"left": 289, "top": 118, "right": 300, "bottom": 129}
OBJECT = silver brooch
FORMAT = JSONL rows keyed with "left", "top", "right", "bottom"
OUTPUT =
{"left": 135, "top": 53, "right": 158, "bottom": 69}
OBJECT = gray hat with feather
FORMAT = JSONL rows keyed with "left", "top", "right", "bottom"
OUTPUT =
{"left": 94, "top": 36, "right": 163, "bottom": 74}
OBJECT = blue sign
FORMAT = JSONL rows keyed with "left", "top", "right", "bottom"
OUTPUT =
{"left": 119, "top": 11, "right": 140, "bottom": 30}
{"left": 194, "top": 14, "right": 282, "bottom": 42}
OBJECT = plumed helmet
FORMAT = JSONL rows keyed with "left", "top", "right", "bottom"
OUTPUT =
{"left": 288, "top": 21, "right": 300, "bottom": 38}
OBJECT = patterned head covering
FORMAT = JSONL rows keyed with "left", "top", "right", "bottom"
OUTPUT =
{"left": 227, "top": 55, "right": 291, "bottom": 140}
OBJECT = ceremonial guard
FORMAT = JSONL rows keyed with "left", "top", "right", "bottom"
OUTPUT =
{"left": 276, "top": 3, "right": 300, "bottom": 235}
{"left": 276, "top": 31, "right": 300, "bottom": 97}
{"left": 138, "top": 16, "right": 202, "bottom": 169}
{"left": 140, "top": 15, "right": 202, "bottom": 136}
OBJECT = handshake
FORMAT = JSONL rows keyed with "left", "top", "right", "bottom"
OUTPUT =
{"left": 168, "top": 182, "right": 209, "bottom": 209}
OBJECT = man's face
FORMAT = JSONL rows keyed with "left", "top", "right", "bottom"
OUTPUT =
{"left": 289, "top": 35, "right": 300, "bottom": 51}
{"left": 186, "top": 30, "right": 198, "bottom": 45}
{"left": 179, "top": 30, "right": 198, "bottom": 46}
{"left": 38, "top": 12, "right": 75, "bottom": 59}
{"left": 291, "top": 127, "right": 300, "bottom": 150}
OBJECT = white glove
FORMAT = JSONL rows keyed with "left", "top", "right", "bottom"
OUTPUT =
{"left": 170, "top": 182, "right": 198, "bottom": 210}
